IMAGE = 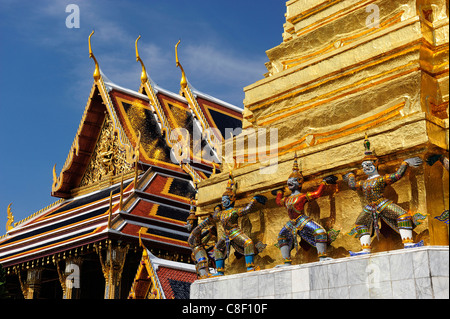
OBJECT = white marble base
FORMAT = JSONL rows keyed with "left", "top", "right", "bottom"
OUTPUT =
{"left": 190, "top": 246, "right": 449, "bottom": 299}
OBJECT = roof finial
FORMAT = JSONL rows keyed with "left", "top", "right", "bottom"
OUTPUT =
{"left": 135, "top": 35, "right": 148, "bottom": 84}
{"left": 175, "top": 39, "right": 188, "bottom": 91}
{"left": 88, "top": 30, "right": 101, "bottom": 81}
{"left": 52, "top": 164, "right": 60, "bottom": 192}
{"left": 6, "top": 203, "right": 14, "bottom": 232}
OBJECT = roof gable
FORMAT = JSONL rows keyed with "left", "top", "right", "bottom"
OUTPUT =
{"left": 128, "top": 248, "right": 196, "bottom": 299}
{"left": 52, "top": 79, "right": 139, "bottom": 199}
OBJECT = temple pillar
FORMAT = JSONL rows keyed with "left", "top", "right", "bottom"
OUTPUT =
{"left": 23, "top": 268, "right": 43, "bottom": 299}
{"left": 58, "top": 257, "right": 83, "bottom": 299}
{"left": 96, "top": 241, "right": 129, "bottom": 299}
{"left": 425, "top": 160, "right": 449, "bottom": 245}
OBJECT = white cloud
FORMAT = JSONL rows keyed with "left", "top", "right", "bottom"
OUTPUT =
{"left": 183, "top": 44, "right": 266, "bottom": 85}
{"left": 6, "top": 0, "right": 267, "bottom": 105}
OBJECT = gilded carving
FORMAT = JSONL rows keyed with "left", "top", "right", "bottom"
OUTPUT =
{"left": 6, "top": 203, "right": 14, "bottom": 232}
{"left": 79, "top": 115, "right": 133, "bottom": 187}
{"left": 95, "top": 241, "right": 129, "bottom": 299}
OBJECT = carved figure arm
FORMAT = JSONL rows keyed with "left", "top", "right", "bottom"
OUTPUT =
{"left": 236, "top": 196, "right": 267, "bottom": 217}
{"left": 189, "top": 217, "right": 214, "bottom": 248}
{"left": 385, "top": 162, "right": 407, "bottom": 185}
{"left": 305, "top": 175, "right": 337, "bottom": 201}
{"left": 385, "top": 158, "right": 419, "bottom": 185}
{"left": 343, "top": 172, "right": 361, "bottom": 190}
{"left": 191, "top": 217, "right": 213, "bottom": 238}
{"left": 305, "top": 181, "right": 326, "bottom": 202}
{"left": 275, "top": 190, "right": 286, "bottom": 207}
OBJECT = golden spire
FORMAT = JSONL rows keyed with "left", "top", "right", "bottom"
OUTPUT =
{"left": 6, "top": 203, "right": 14, "bottom": 232}
{"left": 88, "top": 30, "right": 101, "bottom": 81}
{"left": 135, "top": 35, "right": 148, "bottom": 84}
{"left": 175, "top": 40, "right": 188, "bottom": 90}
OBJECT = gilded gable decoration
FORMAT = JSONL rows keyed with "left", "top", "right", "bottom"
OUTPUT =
{"left": 79, "top": 115, "right": 134, "bottom": 187}
{"left": 52, "top": 31, "right": 138, "bottom": 198}
{"left": 175, "top": 40, "right": 209, "bottom": 134}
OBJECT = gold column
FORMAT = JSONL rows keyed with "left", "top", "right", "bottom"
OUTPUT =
{"left": 425, "top": 160, "right": 449, "bottom": 245}
{"left": 96, "top": 241, "right": 129, "bottom": 299}
{"left": 22, "top": 268, "right": 43, "bottom": 299}
{"left": 57, "top": 257, "right": 83, "bottom": 299}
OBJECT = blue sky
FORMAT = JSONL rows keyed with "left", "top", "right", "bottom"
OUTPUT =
{"left": 0, "top": 1, "right": 286, "bottom": 234}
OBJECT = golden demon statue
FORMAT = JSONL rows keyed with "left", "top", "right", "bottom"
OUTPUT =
{"left": 343, "top": 134, "right": 426, "bottom": 256}
{"left": 215, "top": 173, "right": 267, "bottom": 275}
{"left": 274, "top": 156, "right": 339, "bottom": 265}
{"left": 187, "top": 173, "right": 266, "bottom": 277}
{"left": 187, "top": 198, "right": 218, "bottom": 279}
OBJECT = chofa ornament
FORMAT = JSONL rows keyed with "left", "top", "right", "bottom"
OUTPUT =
{"left": 344, "top": 134, "right": 426, "bottom": 256}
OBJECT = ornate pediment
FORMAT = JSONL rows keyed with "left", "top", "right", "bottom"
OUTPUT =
{"left": 79, "top": 114, "right": 134, "bottom": 188}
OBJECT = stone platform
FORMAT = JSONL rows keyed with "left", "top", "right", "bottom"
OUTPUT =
{"left": 190, "top": 246, "right": 449, "bottom": 299}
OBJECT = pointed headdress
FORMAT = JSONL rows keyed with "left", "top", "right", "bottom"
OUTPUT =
{"left": 362, "top": 133, "right": 378, "bottom": 164}
{"left": 289, "top": 153, "right": 304, "bottom": 184}
{"left": 222, "top": 172, "right": 236, "bottom": 202}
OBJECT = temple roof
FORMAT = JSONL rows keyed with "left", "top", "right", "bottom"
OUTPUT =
{"left": 128, "top": 248, "right": 196, "bottom": 299}
{"left": 0, "top": 34, "right": 243, "bottom": 269}
{"left": 48, "top": 33, "right": 242, "bottom": 200}
{"left": 49, "top": 64, "right": 242, "bottom": 199}
{"left": 0, "top": 165, "right": 199, "bottom": 267}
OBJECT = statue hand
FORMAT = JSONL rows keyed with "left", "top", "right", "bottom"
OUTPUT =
{"left": 404, "top": 157, "right": 423, "bottom": 168}
{"left": 270, "top": 188, "right": 284, "bottom": 196}
{"left": 426, "top": 154, "right": 442, "bottom": 166}
{"left": 323, "top": 175, "right": 338, "bottom": 185}
{"left": 253, "top": 195, "right": 267, "bottom": 205}
{"left": 342, "top": 172, "right": 354, "bottom": 181}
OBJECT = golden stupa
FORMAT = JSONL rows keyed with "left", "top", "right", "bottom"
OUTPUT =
{"left": 195, "top": 0, "right": 449, "bottom": 274}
